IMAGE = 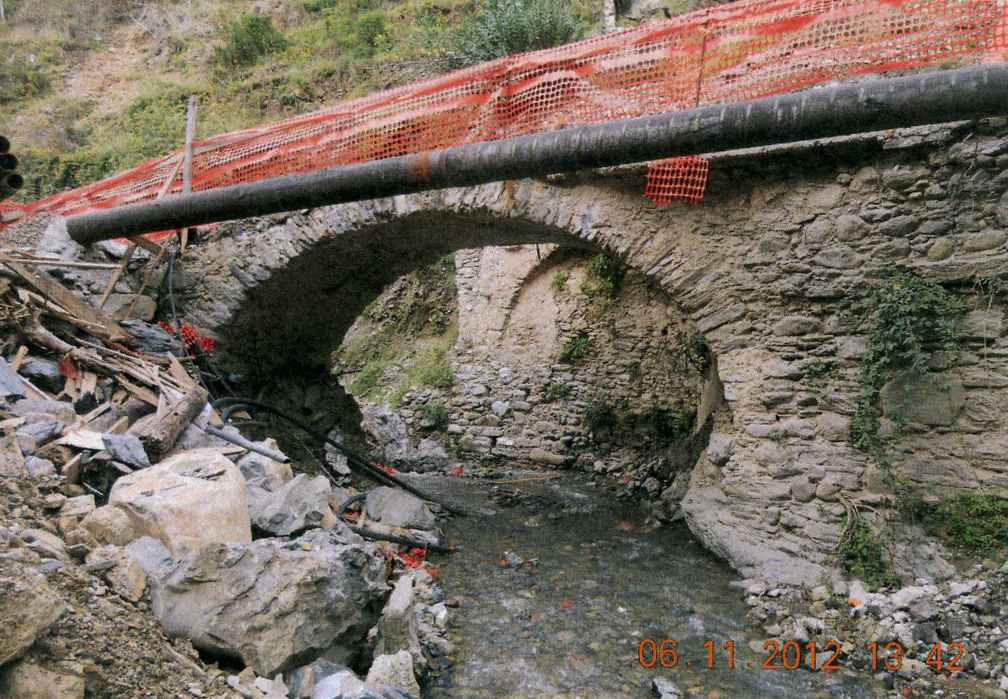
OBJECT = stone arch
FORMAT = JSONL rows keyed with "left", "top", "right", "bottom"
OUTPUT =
{"left": 175, "top": 127, "right": 1008, "bottom": 585}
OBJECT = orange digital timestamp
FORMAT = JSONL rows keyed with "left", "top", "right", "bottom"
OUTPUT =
{"left": 637, "top": 639, "right": 966, "bottom": 674}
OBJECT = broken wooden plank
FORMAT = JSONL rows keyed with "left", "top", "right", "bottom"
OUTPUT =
{"left": 4, "top": 259, "right": 130, "bottom": 343}
{"left": 62, "top": 453, "right": 82, "bottom": 484}
{"left": 10, "top": 345, "right": 27, "bottom": 371}
{"left": 97, "top": 242, "right": 137, "bottom": 310}
{"left": 56, "top": 430, "right": 106, "bottom": 450}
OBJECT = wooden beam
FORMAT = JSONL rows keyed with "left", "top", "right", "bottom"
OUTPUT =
{"left": 2, "top": 257, "right": 130, "bottom": 343}
{"left": 136, "top": 382, "right": 207, "bottom": 463}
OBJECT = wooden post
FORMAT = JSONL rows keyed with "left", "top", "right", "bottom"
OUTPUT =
{"left": 181, "top": 96, "right": 197, "bottom": 252}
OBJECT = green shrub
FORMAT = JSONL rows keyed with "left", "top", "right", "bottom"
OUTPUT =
{"left": 836, "top": 520, "right": 897, "bottom": 590}
{"left": 551, "top": 271, "right": 570, "bottom": 292}
{"left": 851, "top": 271, "right": 964, "bottom": 464}
{"left": 546, "top": 382, "right": 571, "bottom": 401}
{"left": 559, "top": 333, "right": 595, "bottom": 364}
{"left": 351, "top": 360, "right": 387, "bottom": 396}
{"left": 922, "top": 491, "right": 1008, "bottom": 555}
{"left": 584, "top": 401, "right": 618, "bottom": 442}
{"left": 450, "top": 0, "right": 586, "bottom": 66}
{"left": 418, "top": 363, "right": 455, "bottom": 388}
{"left": 580, "top": 254, "right": 625, "bottom": 299}
{"left": 639, "top": 406, "right": 696, "bottom": 442}
{"left": 422, "top": 402, "right": 449, "bottom": 430}
{"left": 0, "top": 55, "right": 53, "bottom": 104}
{"left": 214, "top": 14, "right": 289, "bottom": 68}
{"left": 354, "top": 11, "right": 387, "bottom": 57}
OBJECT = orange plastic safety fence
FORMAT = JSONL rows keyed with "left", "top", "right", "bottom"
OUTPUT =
{"left": 2, "top": 0, "right": 1006, "bottom": 226}
{"left": 645, "top": 156, "right": 710, "bottom": 204}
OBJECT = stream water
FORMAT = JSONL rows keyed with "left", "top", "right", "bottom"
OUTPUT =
{"left": 406, "top": 469, "right": 885, "bottom": 699}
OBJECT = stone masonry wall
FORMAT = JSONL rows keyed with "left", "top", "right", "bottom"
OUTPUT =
{"left": 384, "top": 246, "right": 708, "bottom": 464}
{"left": 173, "top": 119, "right": 1008, "bottom": 586}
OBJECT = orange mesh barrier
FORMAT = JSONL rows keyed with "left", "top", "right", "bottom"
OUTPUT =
{"left": 645, "top": 156, "right": 710, "bottom": 204}
{"left": 2, "top": 0, "right": 1006, "bottom": 227}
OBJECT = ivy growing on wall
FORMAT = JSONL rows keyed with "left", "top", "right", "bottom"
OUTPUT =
{"left": 850, "top": 271, "right": 964, "bottom": 467}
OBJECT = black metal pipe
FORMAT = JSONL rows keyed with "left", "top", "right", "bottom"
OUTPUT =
{"left": 0, "top": 136, "right": 9, "bottom": 155}
{"left": 0, "top": 173, "right": 22, "bottom": 202}
{"left": 66, "top": 62, "right": 1008, "bottom": 244}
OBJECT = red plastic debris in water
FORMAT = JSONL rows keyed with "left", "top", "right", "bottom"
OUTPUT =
{"left": 399, "top": 548, "right": 438, "bottom": 578}
{"left": 615, "top": 521, "right": 636, "bottom": 532}
{"left": 561, "top": 601, "right": 574, "bottom": 609}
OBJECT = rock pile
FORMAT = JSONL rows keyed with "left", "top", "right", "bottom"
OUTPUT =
{"left": 741, "top": 563, "right": 1008, "bottom": 697}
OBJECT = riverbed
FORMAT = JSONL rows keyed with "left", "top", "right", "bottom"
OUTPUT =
{"left": 407, "top": 469, "right": 885, "bottom": 699}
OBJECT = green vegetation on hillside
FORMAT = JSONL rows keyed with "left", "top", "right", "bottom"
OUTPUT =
{"left": 2, "top": 0, "right": 599, "bottom": 204}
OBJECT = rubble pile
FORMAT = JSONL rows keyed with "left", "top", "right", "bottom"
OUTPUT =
{"left": 0, "top": 221, "right": 456, "bottom": 698}
{"left": 741, "top": 568, "right": 1008, "bottom": 697}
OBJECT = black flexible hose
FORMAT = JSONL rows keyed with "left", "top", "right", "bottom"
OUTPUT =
{"left": 337, "top": 492, "right": 456, "bottom": 554}
{"left": 212, "top": 396, "right": 468, "bottom": 516}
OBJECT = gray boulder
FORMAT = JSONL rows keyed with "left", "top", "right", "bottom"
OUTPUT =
{"left": 365, "top": 488, "right": 435, "bottom": 531}
{"left": 15, "top": 420, "right": 65, "bottom": 455}
{"left": 18, "top": 359, "right": 63, "bottom": 394}
{"left": 365, "top": 652, "right": 419, "bottom": 698}
{"left": 0, "top": 557, "right": 65, "bottom": 666}
{"left": 237, "top": 444, "right": 294, "bottom": 492}
{"left": 312, "top": 670, "right": 384, "bottom": 699}
{"left": 373, "top": 575, "right": 422, "bottom": 669}
{"left": 150, "top": 526, "right": 388, "bottom": 677}
{"left": 248, "top": 474, "right": 334, "bottom": 536}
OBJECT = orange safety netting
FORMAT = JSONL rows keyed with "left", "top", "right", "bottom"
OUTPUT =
{"left": 2, "top": 0, "right": 1005, "bottom": 227}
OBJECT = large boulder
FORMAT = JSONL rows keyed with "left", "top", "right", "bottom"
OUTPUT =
{"left": 248, "top": 474, "right": 334, "bottom": 537}
{"left": 237, "top": 445, "right": 293, "bottom": 492}
{"left": 0, "top": 660, "right": 85, "bottom": 699}
{"left": 0, "top": 557, "right": 65, "bottom": 666}
{"left": 365, "top": 651, "right": 419, "bottom": 698}
{"left": 108, "top": 451, "right": 251, "bottom": 554}
{"left": 373, "top": 575, "right": 422, "bottom": 669}
{"left": 150, "top": 526, "right": 388, "bottom": 677}
{"left": 365, "top": 488, "right": 435, "bottom": 531}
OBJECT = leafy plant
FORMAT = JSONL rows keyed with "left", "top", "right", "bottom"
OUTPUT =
{"left": 640, "top": 405, "right": 695, "bottom": 442}
{"left": 918, "top": 491, "right": 1008, "bottom": 555}
{"left": 580, "top": 254, "right": 625, "bottom": 299}
{"left": 804, "top": 360, "right": 839, "bottom": 389}
{"left": 835, "top": 520, "right": 897, "bottom": 590}
{"left": 418, "top": 363, "right": 455, "bottom": 389}
{"left": 214, "top": 13, "right": 290, "bottom": 69}
{"left": 850, "top": 271, "right": 964, "bottom": 466}
{"left": 422, "top": 401, "right": 449, "bottom": 430}
{"left": 351, "top": 360, "right": 387, "bottom": 396}
{"left": 450, "top": 0, "right": 586, "bottom": 66}
{"left": 551, "top": 271, "right": 570, "bottom": 292}
{"left": 559, "top": 333, "right": 596, "bottom": 364}
{"left": 546, "top": 382, "right": 571, "bottom": 401}
{"left": 584, "top": 401, "right": 619, "bottom": 442}
{"left": 625, "top": 358, "right": 641, "bottom": 375}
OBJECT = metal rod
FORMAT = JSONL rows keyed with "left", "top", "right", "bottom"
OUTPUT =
{"left": 66, "top": 62, "right": 1008, "bottom": 244}
{"left": 203, "top": 424, "right": 292, "bottom": 463}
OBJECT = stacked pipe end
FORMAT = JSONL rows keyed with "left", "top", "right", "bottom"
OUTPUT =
{"left": 0, "top": 135, "right": 24, "bottom": 203}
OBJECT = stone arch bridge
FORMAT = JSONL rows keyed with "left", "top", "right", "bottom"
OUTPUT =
{"left": 172, "top": 122, "right": 1008, "bottom": 586}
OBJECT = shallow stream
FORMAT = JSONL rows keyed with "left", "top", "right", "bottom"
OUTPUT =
{"left": 407, "top": 470, "right": 885, "bottom": 699}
